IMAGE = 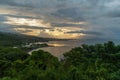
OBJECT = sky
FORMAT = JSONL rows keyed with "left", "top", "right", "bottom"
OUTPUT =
{"left": 0, "top": 0, "right": 120, "bottom": 39}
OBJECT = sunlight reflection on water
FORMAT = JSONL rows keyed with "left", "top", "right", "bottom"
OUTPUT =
{"left": 40, "top": 40, "right": 83, "bottom": 58}
{"left": 34, "top": 39, "right": 120, "bottom": 59}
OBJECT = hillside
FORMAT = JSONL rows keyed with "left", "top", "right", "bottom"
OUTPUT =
{"left": 0, "top": 41, "right": 120, "bottom": 80}
{"left": 0, "top": 32, "right": 65, "bottom": 47}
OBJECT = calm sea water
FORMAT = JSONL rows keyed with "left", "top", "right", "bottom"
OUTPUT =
{"left": 39, "top": 39, "right": 120, "bottom": 58}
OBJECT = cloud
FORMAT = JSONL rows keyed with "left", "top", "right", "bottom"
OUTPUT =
{"left": 51, "top": 7, "right": 85, "bottom": 22}
{"left": 0, "top": 0, "right": 120, "bottom": 39}
{"left": 52, "top": 22, "right": 87, "bottom": 28}
{"left": 105, "top": 10, "right": 120, "bottom": 18}
{"left": 67, "top": 30, "right": 102, "bottom": 36}
{"left": 0, "top": 0, "right": 14, "bottom": 5}
{"left": 4, "top": 16, "right": 51, "bottom": 28}
{"left": 0, "top": 15, "right": 6, "bottom": 22}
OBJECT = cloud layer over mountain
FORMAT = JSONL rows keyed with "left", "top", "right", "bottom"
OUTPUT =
{"left": 0, "top": 0, "right": 120, "bottom": 39}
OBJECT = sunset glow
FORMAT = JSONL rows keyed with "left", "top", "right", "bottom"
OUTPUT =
{"left": 4, "top": 16, "right": 51, "bottom": 27}
{"left": 14, "top": 27, "right": 84, "bottom": 39}
{"left": 0, "top": 0, "right": 120, "bottom": 39}
{"left": 3, "top": 16, "right": 85, "bottom": 39}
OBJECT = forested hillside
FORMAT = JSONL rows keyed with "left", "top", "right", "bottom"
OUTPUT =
{"left": 0, "top": 32, "right": 62, "bottom": 47}
{"left": 0, "top": 41, "right": 120, "bottom": 80}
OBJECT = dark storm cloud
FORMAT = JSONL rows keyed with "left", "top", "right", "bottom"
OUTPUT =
{"left": 1, "top": 14, "right": 41, "bottom": 20}
{"left": 67, "top": 30, "right": 102, "bottom": 36}
{"left": 0, "top": 15, "right": 6, "bottom": 22}
{"left": 0, "top": 0, "right": 120, "bottom": 39}
{"left": 52, "top": 23, "right": 85, "bottom": 27}
{"left": 11, "top": 25, "right": 52, "bottom": 30}
{"left": 0, "top": 0, "right": 34, "bottom": 8}
{"left": 0, "top": 0, "right": 23, "bottom": 7}
{"left": 0, "top": 0, "right": 14, "bottom": 5}
{"left": 51, "top": 7, "right": 85, "bottom": 22}
{"left": 105, "top": 10, "right": 120, "bottom": 18}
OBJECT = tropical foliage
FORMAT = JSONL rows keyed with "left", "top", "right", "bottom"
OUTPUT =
{"left": 0, "top": 41, "right": 120, "bottom": 80}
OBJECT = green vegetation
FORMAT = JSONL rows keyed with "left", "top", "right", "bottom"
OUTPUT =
{"left": 0, "top": 32, "right": 65, "bottom": 47}
{"left": 63, "top": 41, "right": 120, "bottom": 80}
{"left": 21, "top": 43, "right": 49, "bottom": 52}
{"left": 0, "top": 41, "right": 120, "bottom": 80}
